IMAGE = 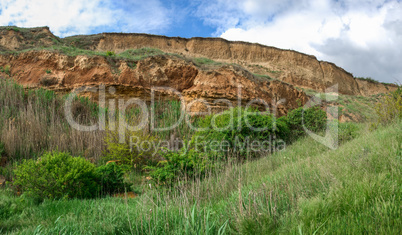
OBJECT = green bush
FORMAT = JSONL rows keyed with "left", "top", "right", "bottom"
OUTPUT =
{"left": 286, "top": 106, "right": 327, "bottom": 139}
{"left": 13, "top": 151, "right": 99, "bottom": 200}
{"left": 106, "top": 51, "right": 115, "bottom": 57}
{"left": 146, "top": 147, "right": 210, "bottom": 185}
{"left": 96, "top": 162, "right": 125, "bottom": 195}
{"left": 0, "top": 65, "right": 11, "bottom": 75}
{"left": 374, "top": 87, "right": 402, "bottom": 127}
{"left": 338, "top": 122, "right": 360, "bottom": 143}
{"left": 103, "top": 130, "right": 159, "bottom": 170}
{"left": 194, "top": 107, "right": 290, "bottom": 157}
{"left": 327, "top": 121, "right": 360, "bottom": 144}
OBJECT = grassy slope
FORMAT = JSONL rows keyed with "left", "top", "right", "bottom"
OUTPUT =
{"left": 1, "top": 121, "right": 400, "bottom": 234}
{"left": 302, "top": 88, "right": 384, "bottom": 122}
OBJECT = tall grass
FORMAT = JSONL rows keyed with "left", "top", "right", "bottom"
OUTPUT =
{"left": 1, "top": 119, "right": 400, "bottom": 234}
{"left": 0, "top": 78, "right": 104, "bottom": 161}
{"left": 1, "top": 77, "right": 400, "bottom": 234}
{"left": 0, "top": 78, "right": 198, "bottom": 162}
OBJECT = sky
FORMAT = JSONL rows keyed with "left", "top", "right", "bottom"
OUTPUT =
{"left": 0, "top": 0, "right": 401, "bottom": 84}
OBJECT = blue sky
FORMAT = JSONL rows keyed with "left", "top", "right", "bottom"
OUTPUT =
{"left": 0, "top": 0, "right": 401, "bottom": 83}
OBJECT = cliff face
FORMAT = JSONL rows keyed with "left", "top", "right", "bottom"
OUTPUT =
{"left": 0, "top": 26, "right": 57, "bottom": 50}
{"left": 93, "top": 33, "right": 397, "bottom": 96}
{"left": 95, "top": 34, "right": 359, "bottom": 95}
{"left": 0, "top": 26, "right": 398, "bottom": 115}
{"left": 355, "top": 79, "right": 396, "bottom": 96}
{"left": 0, "top": 50, "right": 307, "bottom": 115}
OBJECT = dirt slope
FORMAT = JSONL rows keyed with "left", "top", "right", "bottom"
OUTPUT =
{"left": 0, "top": 50, "right": 307, "bottom": 115}
{"left": 89, "top": 33, "right": 398, "bottom": 96}
{"left": 0, "top": 26, "right": 398, "bottom": 115}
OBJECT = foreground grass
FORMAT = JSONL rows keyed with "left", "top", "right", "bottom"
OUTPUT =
{"left": 1, "top": 121, "right": 400, "bottom": 234}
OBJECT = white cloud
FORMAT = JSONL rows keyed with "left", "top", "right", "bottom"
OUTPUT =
{"left": 0, "top": 0, "right": 171, "bottom": 37}
{"left": 197, "top": 0, "right": 402, "bottom": 83}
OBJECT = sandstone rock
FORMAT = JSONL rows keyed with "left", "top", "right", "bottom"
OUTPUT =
{"left": 0, "top": 51, "right": 307, "bottom": 115}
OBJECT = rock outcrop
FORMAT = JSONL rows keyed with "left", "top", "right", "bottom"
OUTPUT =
{"left": 91, "top": 33, "right": 398, "bottom": 96}
{"left": 0, "top": 26, "right": 398, "bottom": 116}
{"left": 0, "top": 50, "right": 307, "bottom": 115}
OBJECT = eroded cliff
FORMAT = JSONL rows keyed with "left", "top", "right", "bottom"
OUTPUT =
{"left": 0, "top": 50, "right": 307, "bottom": 115}
{"left": 0, "top": 26, "right": 398, "bottom": 115}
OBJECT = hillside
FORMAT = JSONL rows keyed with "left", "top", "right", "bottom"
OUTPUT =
{"left": 1, "top": 118, "right": 400, "bottom": 234}
{"left": 0, "top": 24, "right": 401, "bottom": 234}
{"left": 0, "top": 26, "right": 398, "bottom": 112}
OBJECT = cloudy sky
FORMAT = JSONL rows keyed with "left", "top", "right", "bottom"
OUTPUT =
{"left": 0, "top": 0, "right": 401, "bottom": 83}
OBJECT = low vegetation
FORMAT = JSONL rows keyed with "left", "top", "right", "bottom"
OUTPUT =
{"left": 301, "top": 87, "right": 388, "bottom": 122}
{"left": 0, "top": 77, "right": 401, "bottom": 234}
{"left": 373, "top": 87, "right": 402, "bottom": 126}
{"left": 0, "top": 119, "right": 400, "bottom": 234}
{"left": 192, "top": 57, "right": 222, "bottom": 67}
{"left": 0, "top": 78, "right": 103, "bottom": 162}
{"left": 0, "top": 66, "right": 10, "bottom": 76}
{"left": 14, "top": 151, "right": 101, "bottom": 200}
{"left": 253, "top": 73, "right": 273, "bottom": 80}
{"left": 355, "top": 76, "right": 380, "bottom": 83}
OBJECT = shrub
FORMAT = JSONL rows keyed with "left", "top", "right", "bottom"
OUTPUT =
{"left": 374, "top": 87, "right": 402, "bottom": 126}
{"left": 103, "top": 130, "right": 159, "bottom": 170}
{"left": 96, "top": 162, "right": 126, "bottom": 195}
{"left": 194, "top": 107, "right": 290, "bottom": 157}
{"left": 146, "top": 147, "right": 210, "bottom": 185}
{"left": 286, "top": 106, "right": 327, "bottom": 139}
{"left": 13, "top": 151, "right": 99, "bottom": 200}
{"left": 106, "top": 51, "right": 115, "bottom": 57}
{"left": 39, "top": 76, "right": 58, "bottom": 86}
{"left": 0, "top": 65, "right": 11, "bottom": 75}
{"left": 337, "top": 121, "right": 360, "bottom": 143}
{"left": 45, "top": 69, "right": 52, "bottom": 74}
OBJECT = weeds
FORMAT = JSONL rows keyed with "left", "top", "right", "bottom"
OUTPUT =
{"left": 106, "top": 51, "right": 115, "bottom": 57}
{"left": 0, "top": 70, "right": 400, "bottom": 234}
{"left": 0, "top": 66, "right": 11, "bottom": 76}
{"left": 192, "top": 57, "right": 221, "bottom": 68}
{"left": 253, "top": 73, "right": 273, "bottom": 80}
{"left": 355, "top": 76, "right": 379, "bottom": 84}
{"left": 1, "top": 120, "right": 400, "bottom": 234}
{"left": 373, "top": 87, "right": 402, "bottom": 127}
{"left": 0, "top": 78, "right": 105, "bottom": 161}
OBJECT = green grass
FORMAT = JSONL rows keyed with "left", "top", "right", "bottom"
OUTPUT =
{"left": 116, "top": 48, "right": 166, "bottom": 61}
{"left": 301, "top": 89, "right": 383, "bottom": 122}
{"left": 337, "top": 94, "right": 383, "bottom": 121}
{"left": 355, "top": 76, "right": 380, "bottom": 84}
{"left": 0, "top": 66, "right": 11, "bottom": 76}
{"left": 1, "top": 120, "right": 400, "bottom": 234}
{"left": 192, "top": 57, "right": 222, "bottom": 68}
{"left": 253, "top": 73, "right": 273, "bottom": 80}
{"left": 0, "top": 26, "right": 30, "bottom": 33}
{"left": 0, "top": 78, "right": 200, "bottom": 162}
